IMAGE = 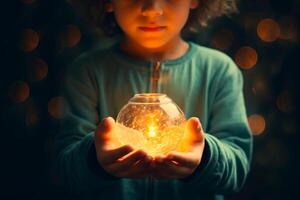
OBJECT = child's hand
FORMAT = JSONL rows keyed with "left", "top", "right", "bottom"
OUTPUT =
{"left": 150, "top": 117, "right": 205, "bottom": 180}
{"left": 94, "top": 117, "right": 152, "bottom": 179}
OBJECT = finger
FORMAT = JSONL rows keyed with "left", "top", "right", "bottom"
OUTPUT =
{"left": 154, "top": 158, "right": 191, "bottom": 179}
{"left": 151, "top": 162, "right": 184, "bottom": 180}
{"left": 100, "top": 145, "right": 134, "bottom": 165}
{"left": 124, "top": 156, "right": 152, "bottom": 179}
{"left": 95, "top": 117, "right": 115, "bottom": 142}
{"left": 166, "top": 151, "right": 199, "bottom": 169}
{"left": 108, "top": 150, "right": 148, "bottom": 174}
{"left": 187, "top": 117, "right": 205, "bottom": 143}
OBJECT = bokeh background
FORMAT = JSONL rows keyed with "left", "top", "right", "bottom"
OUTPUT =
{"left": 1, "top": 0, "right": 299, "bottom": 199}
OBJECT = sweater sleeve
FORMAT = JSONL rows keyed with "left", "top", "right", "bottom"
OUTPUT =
{"left": 182, "top": 58, "right": 253, "bottom": 194}
{"left": 53, "top": 56, "right": 117, "bottom": 193}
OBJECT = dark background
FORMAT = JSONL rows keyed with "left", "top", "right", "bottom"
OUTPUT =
{"left": 1, "top": 0, "right": 299, "bottom": 199}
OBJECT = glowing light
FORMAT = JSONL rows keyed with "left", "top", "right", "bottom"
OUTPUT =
{"left": 257, "top": 18, "right": 281, "bottom": 42}
{"left": 28, "top": 58, "right": 48, "bottom": 81}
{"left": 248, "top": 114, "right": 266, "bottom": 136}
{"left": 211, "top": 29, "right": 234, "bottom": 50}
{"left": 235, "top": 46, "right": 258, "bottom": 69}
{"left": 60, "top": 25, "right": 81, "bottom": 48}
{"left": 116, "top": 93, "right": 186, "bottom": 156}
{"left": 20, "top": 29, "right": 39, "bottom": 52}
{"left": 148, "top": 125, "right": 157, "bottom": 137}
{"left": 48, "top": 96, "right": 67, "bottom": 119}
{"left": 8, "top": 81, "right": 30, "bottom": 103}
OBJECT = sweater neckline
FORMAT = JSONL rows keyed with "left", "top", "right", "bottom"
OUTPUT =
{"left": 112, "top": 41, "right": 197, "bottom": 67}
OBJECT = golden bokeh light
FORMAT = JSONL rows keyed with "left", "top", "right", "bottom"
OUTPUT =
{"left": 48, "top": 96, "right": 67, "bottom": 119}
{"left": 211, "top": 29, "right": 234, "bottom": 50}
{"left": 60, "top": 25, "right": 81, "bottom": 48}
{"left": 276, "top": 90, "right": 294, "bottom": 113}
{"left": 248, "top": 114, "right": 266, "bottom": 136}
{"left": 20, "top": 29, "right": 40, "bottom": 52}
{"left": 8, "top": 81, "right": 30, "bottom": 103}
{"left": 257, "top": 18, "right": 281, "bottom": 42}
{"left": 28, "top": 58, "right": 48, "bottom": 81}
{"left": 235, "top": 46, "right": 258, "bottom": 69}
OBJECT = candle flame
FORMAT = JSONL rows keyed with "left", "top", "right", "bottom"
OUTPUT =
{"left": 148, "top": 125, "right": 156, "bottom": 137}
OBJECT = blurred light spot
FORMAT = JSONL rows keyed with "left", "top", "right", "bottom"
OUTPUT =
{"left": 21, "top": 0, "right": 36, "bottom": 4}
{"left": 48, "top": 97, "right": 67, "bottom": 119}
{"left": 279, "top": 16, "right": 298, "bottom": 41}
{"left": 248, "top": 114, "right": 266, "bottom": 135}
{"left": 60, "top": 25, "right": 81, "bottom": 48}
{"left": 20, "top": 29, "right": 39, "bottom": 52}
{"left": 211, "top": 29, "right": 234, "bottom": 50}
{"left": 26, "top": 104, "right": 39, "bottom": 127}
{"left": 8, "top": 81, "right": 30, "bottom": 103}
{"left": 252, "top": 79, "right": 267, "bottom": 95}
{"left": 28, "top": 58, "right": 48, "bottom": 81}
{"left": 235, "top": 46, "right": 258, "bottom": 69}
{"left": 276, "top": 90, "right": 294, "bottom": 113}
{"left": 257, "top": 18, "right": 281, "bottom": 42}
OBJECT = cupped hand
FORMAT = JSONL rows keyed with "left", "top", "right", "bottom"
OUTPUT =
{"left": 94, "top": 117, "right": 152, "bottom": 179}
{"left": 150, "top": 117, "right": 205, "bottom": 180}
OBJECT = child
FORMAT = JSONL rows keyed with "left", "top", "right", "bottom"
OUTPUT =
{"left": 55, "top": 0, "right": 253, "bottom": 199}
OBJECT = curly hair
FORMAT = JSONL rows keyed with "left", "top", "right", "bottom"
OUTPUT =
{"left": 68, "top": 0, "right": 238, "bottom": 36}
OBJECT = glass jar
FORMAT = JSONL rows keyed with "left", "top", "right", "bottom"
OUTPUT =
{"left": 116, "top": 93, "right": 186, "bottom": 156}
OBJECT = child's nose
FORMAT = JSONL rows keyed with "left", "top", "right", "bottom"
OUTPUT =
{"left": 141, "top": 0, "right": 163, "bottom": 18}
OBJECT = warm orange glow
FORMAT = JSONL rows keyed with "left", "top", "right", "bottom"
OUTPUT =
{"left": 116, "top": 93, "right": 186, "bottom": 156}
{"left": 8, "top": 81, "right": 30, "bottom": 103}
{"left": 48, "top": 97, "right": 67, "bottom": 119}
{"left": 60, "top": 25, "right": 81, "bottom": 48}
{"left": 20, "top": 29, "right": 39, "bottom": 52}
{"left": 148, "top": 125, "right": 157, "bottom": 138}
{"left": 248, "top": 114, "right": 266, "bottom": 136}
{"left": 257, "top": 18, "right": 281, "bottom": 42}
{"left": 276, "top": 91, "right": 294, "bottom": 113}
{"left": 28, "top": 58, "right": 48, "bottom": 81}
{"left": 235, "top": 46, "right": 258, "bottom": 69}
{"left": 211, "top": 29, "right": 234, "bottom": 50}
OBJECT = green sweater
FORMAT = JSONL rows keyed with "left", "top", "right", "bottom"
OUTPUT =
{"left": 54, "top": 41, "right": 253, "bottom": 199}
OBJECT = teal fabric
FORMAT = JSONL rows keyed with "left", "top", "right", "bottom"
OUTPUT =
{"left": 54, "top": 41, "right": 253, "bottom": 199}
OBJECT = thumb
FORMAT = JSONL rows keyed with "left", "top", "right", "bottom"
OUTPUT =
{"left": 186, "top": 117, "right": 205, "bottom": 143}
{"left": 95, "top": 117, "right": 115, "bottom": 141}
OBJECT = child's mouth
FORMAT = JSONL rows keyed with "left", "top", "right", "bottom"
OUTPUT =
{"left": 138, "top": 26, "right": 167, "bottom": 32}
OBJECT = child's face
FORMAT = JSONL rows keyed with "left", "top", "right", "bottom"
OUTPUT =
{"left": 110, "top": 0, "right": 198, "bottom": 50}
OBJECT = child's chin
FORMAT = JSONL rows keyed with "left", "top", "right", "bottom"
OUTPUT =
{"left": 138, "top": 40, "right": 168, "bottom": 50}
